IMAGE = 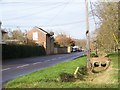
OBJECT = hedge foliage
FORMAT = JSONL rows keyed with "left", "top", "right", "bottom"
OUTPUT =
{"left": 2, "top": 44, "right": 46, "bottom": 60}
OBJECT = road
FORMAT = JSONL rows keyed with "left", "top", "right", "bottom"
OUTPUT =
{"left": 2, "top": 52, "right": 85, "bottom": 85}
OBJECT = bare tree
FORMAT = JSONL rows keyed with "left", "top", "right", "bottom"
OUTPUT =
{"left": 92, "top": 2, "right": 119, "bottom": 53}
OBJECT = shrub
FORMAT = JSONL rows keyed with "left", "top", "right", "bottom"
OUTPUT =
{"left": 74, "top": 66, "right": 88, "bottom": 80}
{"left": 91, "top": 53, "right": 98, "bottom": 57}
{"left": 59, "top": 72, "right": 74, "bottom": 82}
{"left": 2, "top": 44, "right": 46, "bottom": 60}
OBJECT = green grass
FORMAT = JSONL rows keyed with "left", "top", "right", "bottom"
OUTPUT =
{"left": 5, "top": 53, "right": 119, "bottom": 88}
{"left": 107, "top": 53, "right": 119, "bottom": 69}
{"left": 5, "top": 56, "right": 87, "bottom": 88}
{"left": 107, "top": 53, "right": 119, "bottom": 81}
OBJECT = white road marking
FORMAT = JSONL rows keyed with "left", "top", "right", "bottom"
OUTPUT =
{"left": 44, "top": 60, "right": 51, "bottom": 62}
{"left": 33, "top": 62, "right": 42, "bottom": 65}
{"left": 58, "top": 57, "right": 62, "bottom": 59}
{"left": 17, "top": 64, "right": 29, "bottom": 68}
{"left": 2, "top": 68, "right": 10, "bottom": 71}
{"left": 51, "top": 58, "right": 56, "bottom": 61}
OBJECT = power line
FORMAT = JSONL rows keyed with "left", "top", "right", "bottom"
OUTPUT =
{"left": 45, "top": 18, "right": 93, "bottom": 27}
{"left": 2, "top": 4, "right": 65, "bottom": 21}
{"left": 1, "top": 2, "right": 66, "bottom": 13}
{"left": 2, "top": 18, "right": 93, "bottom": 28}
{"left": 0, "top": 2, "right": 73, "bottom": 4}
{"left": 47, "top": 0, "right": 73, "bottom": 24}
{"left": 0, "top": 2, "right": 25, "bottom": 4}
{"left": 2, "top": 1, "right": 74, "bottom": 22}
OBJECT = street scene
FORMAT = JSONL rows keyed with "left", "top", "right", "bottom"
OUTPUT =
{"left": 0, "top": 0, "right": 120, "bottom": 89}
{"left": 2, "top": 52, "right": 85, "bottom": 84}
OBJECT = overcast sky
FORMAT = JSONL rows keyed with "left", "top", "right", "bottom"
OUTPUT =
{"left": 0, "top": 0, "right": 98, "bottom": 39}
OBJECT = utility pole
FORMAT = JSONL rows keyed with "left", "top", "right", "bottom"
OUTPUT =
{"left": 0, "top": 21, "right": 1, "bottom": 90}
{"left": 85, "top": 0, "right": 91, "bottom": 71}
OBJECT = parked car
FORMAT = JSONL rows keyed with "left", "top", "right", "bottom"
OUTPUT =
{"left": 72, "top": 46, "right": 80, "bottom": 52}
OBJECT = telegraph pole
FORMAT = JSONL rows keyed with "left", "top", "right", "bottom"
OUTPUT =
{"left": 0, "top": 21, "right": 2, "bottom": 90}
{"left": 85, "top": 0, "right": 91, "bottom": 71}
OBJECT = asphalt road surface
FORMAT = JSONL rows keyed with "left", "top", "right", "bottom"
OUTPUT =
{"left": 2, "top": 52, "right": 85, "bottom": 86}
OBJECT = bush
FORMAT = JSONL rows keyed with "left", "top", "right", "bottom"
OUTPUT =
{"left": 91, "top": 53, "right": 98, "bottom": 57}
{"left": 59, "top": 72, "right": 74, "bottom": 82}
{"left": 2, "top": 44, "right": 46, "bottom": 60}
{"left": 74, "top": 66, "right": 88, "bottom": 80}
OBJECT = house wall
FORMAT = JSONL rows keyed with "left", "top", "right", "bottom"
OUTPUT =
{"left": 27, "top": 28, "right": 47, "bottom": 49}
{"left": 27, "top": 28, "right": 54, "bottom": 55}
{"left": 50, "top": 37, "right": 54, "bottom": 54}
{"left": 46, "top": 35, "right": 54, "bottom": 55}
{"left": 46, "top": 35, "right": 50, "bottom": 55}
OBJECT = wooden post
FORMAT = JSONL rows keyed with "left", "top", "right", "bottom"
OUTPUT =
{"left": 85, "top": 0, "right": 91, "bottom": 71}
{"left": 0, "top": 21, "right": 2, "bottom": 90}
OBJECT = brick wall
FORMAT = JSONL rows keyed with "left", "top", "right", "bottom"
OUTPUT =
{"left": 27, "top": 27, "right": 54, "bottom": 55}
{"left": 27, "top": 28, "right": 47, "bottom": 49}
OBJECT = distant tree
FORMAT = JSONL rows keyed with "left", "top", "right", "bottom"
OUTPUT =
{"left": 9, "top": 30, "right": 26, "bottom": 44}
{"left": 3, "top": 28, "right": 36, "bottom": 45}
{"left": 55, "top": 34, "right": 75, "bottom": 47}
{"left": 74, "top": 39, "right": 87, "bottom": 49}
{"left": 54, "top": 41, "right": 61, "bottom": 48}
{"left": 66, "top": 37, "right": 75, "bottom": 46}
{"left": 11, "top": 30, "right": 23, "bottom": 40}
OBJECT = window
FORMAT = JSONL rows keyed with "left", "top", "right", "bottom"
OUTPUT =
{"left": 33, "top": 32, "right": 38, "bottom": 40}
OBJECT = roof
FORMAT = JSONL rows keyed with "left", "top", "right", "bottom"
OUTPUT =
{"left": 1, "top": 29, "right": 7, "bottom": 33}
{"left": 35, "top": 26, "right": 52, "bottom": 36}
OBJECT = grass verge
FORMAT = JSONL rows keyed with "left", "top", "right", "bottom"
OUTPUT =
{"left": 107, "top": 53, "right": 119, "bottom": 82}
{"left": 5, "top": 53, "right": 118, "bottom": 88}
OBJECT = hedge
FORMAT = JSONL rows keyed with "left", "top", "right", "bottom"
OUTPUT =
{"left": 2, "top": 44, "right": 46, "bottom": 60}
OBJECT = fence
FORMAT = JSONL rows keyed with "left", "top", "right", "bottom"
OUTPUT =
{"left": 2, "top": 44, "right": 46, "bottom": 60}
{"left": 54, "top": 47, "right": 68, "bottom": 54}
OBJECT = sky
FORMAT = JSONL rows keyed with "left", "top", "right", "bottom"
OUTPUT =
{"left": 0, "top": 0, "right": 99, "bottom": 39}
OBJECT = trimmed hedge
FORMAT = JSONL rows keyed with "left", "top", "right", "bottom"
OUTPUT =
{"left": 2, "top": 44, "right": 46, "bottom": 60}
